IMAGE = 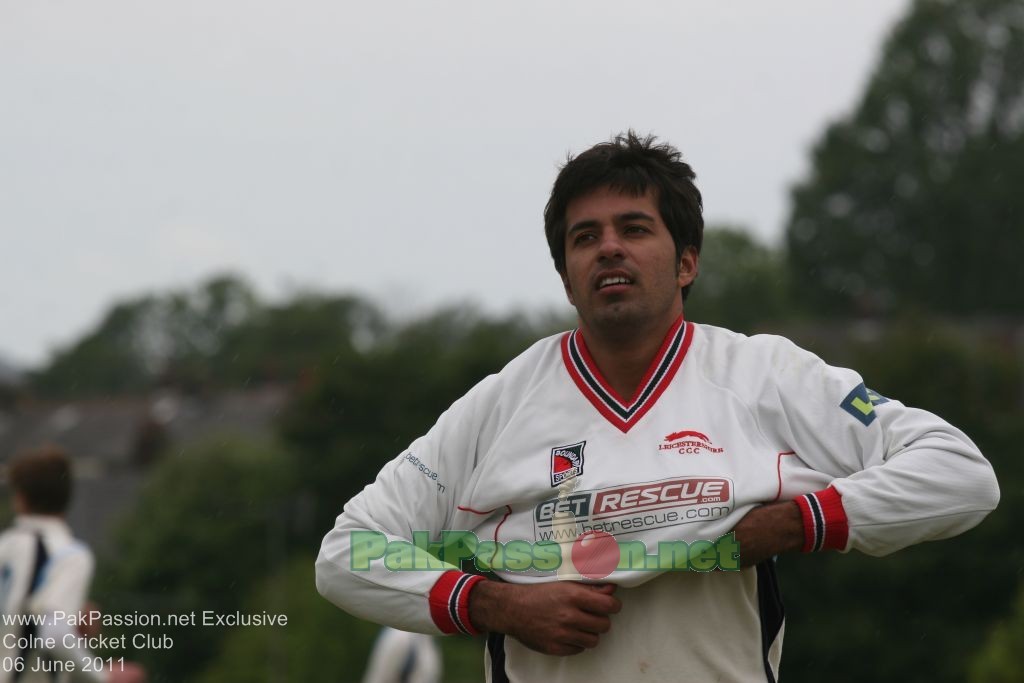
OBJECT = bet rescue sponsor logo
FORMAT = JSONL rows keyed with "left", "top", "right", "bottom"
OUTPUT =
{"left": 550, "top": 441, "right": 586, "bottom": 486}
{"left": 534, "top": 476, "right": 733, "bottom": 541}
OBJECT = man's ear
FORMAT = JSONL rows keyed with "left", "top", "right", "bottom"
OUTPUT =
{"left": 677, "top": 246, "right": 699, "bottom": 288}
{"left": 561, "top": 271, "right": 576, "bottom": 306}
{"left": 12, "top": 492, "right": 28, "bottom": 516}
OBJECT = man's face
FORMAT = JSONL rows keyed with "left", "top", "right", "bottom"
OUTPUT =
{"left": 561, "top": 185, "right": 697, "bottom": 335}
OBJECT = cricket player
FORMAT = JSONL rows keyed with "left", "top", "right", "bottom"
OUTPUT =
{"left": 0, "top": 447, "right": 146, "bottom": 683}
{"left": 317, "top": 132, "right": 999, "bottom": 682}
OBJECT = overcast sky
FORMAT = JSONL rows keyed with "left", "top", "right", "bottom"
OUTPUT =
{"left": 1, "top": 0, "right": 910, "bottom": 367}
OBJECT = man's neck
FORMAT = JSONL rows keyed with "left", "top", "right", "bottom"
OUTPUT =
{"left": 17, "top": 512, "right": 65, "bottom": 521}
{"left": 578, "top": 314, "right": 680, "bottom": 402}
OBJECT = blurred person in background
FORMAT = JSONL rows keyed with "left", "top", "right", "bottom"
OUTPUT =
{"left": 0, "top": 446, "right": 146, "bottom": 683}
{"left": 361, "top": 627, "right": 441, "bottom": 683}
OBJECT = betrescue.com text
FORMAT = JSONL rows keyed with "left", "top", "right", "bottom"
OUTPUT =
{"left": 349, "top": 530, "right": 741, "bottom": 574}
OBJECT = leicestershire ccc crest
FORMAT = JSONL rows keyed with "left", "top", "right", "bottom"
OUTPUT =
{"left": 550, "top": 441, "right": 586, "bottom": 487}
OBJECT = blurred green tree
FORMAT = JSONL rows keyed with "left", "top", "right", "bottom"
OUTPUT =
{"left": 28, "top": 275, "right": 384, "bottom": 397}
{"left": 209, "top": 291, "right": 383, "bottom": 387}
{"left": 31, "top": 297, "right": 160, "bottom": 396}
{"left": 94, "top": 435, "right": 297, "bottom": 683}
{"left": 786, "top": 0, "right": 1024, "bottom": 316}
{"left": 685, "top": 226, "right": 791, "bottom": 333}
{"left": 280, "top": 306, "right": 552, "bottom": 536}
{"left": 777, "top": 324, "right": 1024, "bottom": 683}
{"left": 31, "top": 274, "right": 259, "bottom": 396}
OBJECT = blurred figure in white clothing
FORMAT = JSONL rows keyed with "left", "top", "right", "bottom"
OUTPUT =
{"left": 361, "top": 627, "right": 441, "bottom": 683}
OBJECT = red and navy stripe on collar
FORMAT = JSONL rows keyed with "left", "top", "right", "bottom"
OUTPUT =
{"left": 561, "top": 316, "right": 693, "bottom": 433}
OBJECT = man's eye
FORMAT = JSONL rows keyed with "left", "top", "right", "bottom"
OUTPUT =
{"left": 625, "top": 225, "right": 648, "bottom": 234}
{"left": 573, "top": 233, "right": 595, "bottom": 244}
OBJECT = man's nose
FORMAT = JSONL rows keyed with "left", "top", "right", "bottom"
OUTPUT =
{"left": 597, "top": 229, "right": 625, "bottom": 259}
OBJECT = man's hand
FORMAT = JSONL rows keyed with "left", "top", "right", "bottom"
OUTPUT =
{"left": 730, "top": 501, "right": 804, "bottom": 566}
{"left": 76, "top": 602, "right": 101, "bottom": 639}
{"left": 468, "top": 580, "right": 622, "bottom": 656}
{"left": 107, "top": 661, "right": 147, "bottom": 683}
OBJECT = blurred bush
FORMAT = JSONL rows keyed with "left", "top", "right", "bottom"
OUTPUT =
{"left": 93, "top": 435, "right": 297, "bottom": 682}
{"left": 197, "top": 557, "right": 486, "bottom": 683}
{"left": 777, "top": 323, "right": 1024, "bottom": 683}
{"left": 970, "top": 584, "right": 1024, "bottom": 682}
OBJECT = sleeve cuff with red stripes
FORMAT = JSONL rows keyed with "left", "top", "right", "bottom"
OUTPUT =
{"left": 428, "top": 570, "right": 485, "bottom": 635}
{"left": 794, "top": 486, "right": 849, "bottom": 552}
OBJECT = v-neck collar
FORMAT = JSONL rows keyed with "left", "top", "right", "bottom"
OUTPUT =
{"left": 560, "top": 316, "right": 693, "bottom": 433}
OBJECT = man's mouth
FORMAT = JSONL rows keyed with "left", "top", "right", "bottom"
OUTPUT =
{"left": 597, "top": 275, "right": 634, "bottom": 290}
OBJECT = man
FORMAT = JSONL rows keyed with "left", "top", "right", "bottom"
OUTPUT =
{"left": 0, "top": 446, "right": 146, "bottom": 683}
{"left": 317, "top": 132, "right": 1000, "bottom": 682}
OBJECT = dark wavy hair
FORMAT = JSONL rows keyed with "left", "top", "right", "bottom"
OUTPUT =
{"left": 543, "top": 131, "right": 704, "bottom": 300}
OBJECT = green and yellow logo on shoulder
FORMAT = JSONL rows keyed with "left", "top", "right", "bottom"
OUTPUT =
{"left": 840, "top": 384, "right": 889, "bottom": 426}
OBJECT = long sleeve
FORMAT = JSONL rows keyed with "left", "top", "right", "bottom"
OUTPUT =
{"left": 316, "top": 372, "right": 506, "bottom": 635}
{"left": 31, "top": 546, "right": 107, "bottom": 683}
{"left": 739, "top": 334, "right": 1000, "bottom": 556}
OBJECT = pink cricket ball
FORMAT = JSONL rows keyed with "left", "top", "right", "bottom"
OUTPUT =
{"left": 571, "top": 530, "right": 620, "bottom": 580}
